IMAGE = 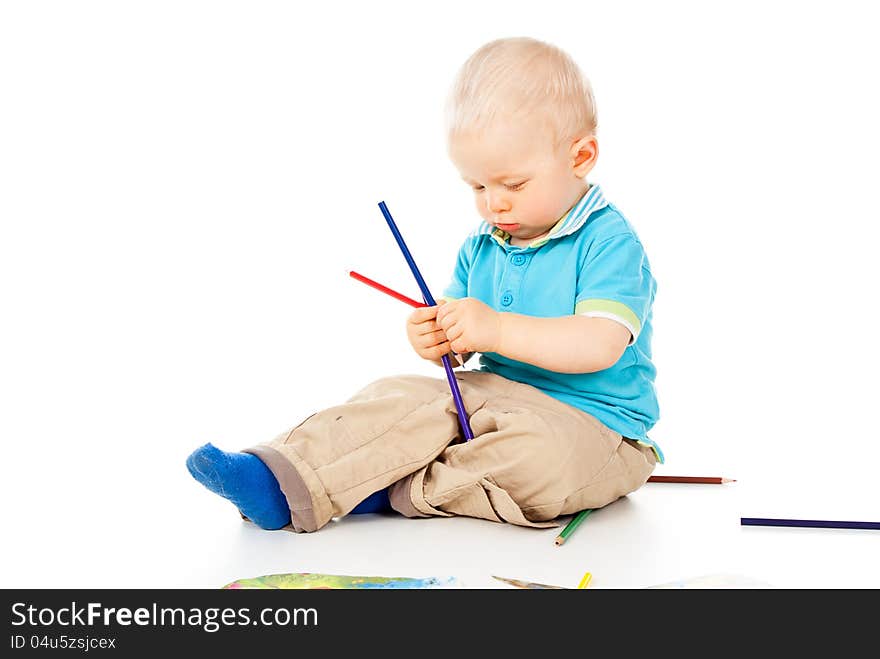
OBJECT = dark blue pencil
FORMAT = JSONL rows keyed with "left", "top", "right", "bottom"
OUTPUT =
{"left": 377, "top": 201, "right": 474, "bottom": 440}
{"left": 741, "top": 517, "right": 880, "bottom": 530}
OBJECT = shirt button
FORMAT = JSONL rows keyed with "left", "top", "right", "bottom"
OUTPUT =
{"left": 512, "top": 254, "right": 526, "bottom": 266}
{"left": 501, "top": 293, "right": 513, "bottom": 306}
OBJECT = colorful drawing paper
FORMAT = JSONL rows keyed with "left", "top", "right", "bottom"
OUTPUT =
{"left": 223, "top": 572, "right": 463, "bottom": 589}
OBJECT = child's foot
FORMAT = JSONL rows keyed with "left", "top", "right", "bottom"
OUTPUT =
{"left": 186, "top": 443, "right": 291, "bottom": 530}
{"left": 351, "top": 487, "right": 392, "bottom": 514}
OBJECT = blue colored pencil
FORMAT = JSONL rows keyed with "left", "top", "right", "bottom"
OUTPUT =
{"left": 741, "top": 517, "right": 880, "bottom": 530}
{"left": 377, "top": 201, "right": 474, "bottom": 440}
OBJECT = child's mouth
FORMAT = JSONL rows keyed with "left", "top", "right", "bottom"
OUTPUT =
{"left": 495, "top": 223, "right": 520, "bottom": 232}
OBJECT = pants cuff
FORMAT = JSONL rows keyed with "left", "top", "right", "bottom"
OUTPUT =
{"left": 388, "top": 470, "right": 453, "bottom": 519}
{"left": 243, "top": 445, "right": 324, "bottom": 533}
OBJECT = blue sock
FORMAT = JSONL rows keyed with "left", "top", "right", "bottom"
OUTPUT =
{"left": 351, "top": 487, "right": 392, "bottom": 514}
{"left": 186, "top": 443, "right": 291, "bottom": 530}
{"left": 186, "top": 443, "right": 392, "bottom": 527}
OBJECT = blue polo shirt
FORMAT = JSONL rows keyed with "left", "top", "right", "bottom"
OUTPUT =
{"left": 442, "top": 184, "right": 663, "bottom": 462}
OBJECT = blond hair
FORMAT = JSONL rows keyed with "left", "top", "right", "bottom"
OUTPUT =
{"left": 446, "top": 37, "right": 597, "bottom": 147}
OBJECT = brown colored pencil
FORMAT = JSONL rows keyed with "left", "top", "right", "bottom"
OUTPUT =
{"left": 647, "top": 476, "right": 735, "bottom": 484}
{"left": 492, "top": 575, "right": 566, "bottom": 589}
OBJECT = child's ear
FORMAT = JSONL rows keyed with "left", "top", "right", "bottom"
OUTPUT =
{"left": 570, "top": 135, "right": 598, "bottom": 178}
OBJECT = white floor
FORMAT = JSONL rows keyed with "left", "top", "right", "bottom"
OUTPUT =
{"left": 4, "top": 443, "right": 878, "bottom": 590}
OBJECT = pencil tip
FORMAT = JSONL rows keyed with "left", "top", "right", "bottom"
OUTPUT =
{"left": 554, "top": 537, "right": 564, "bottom": 546}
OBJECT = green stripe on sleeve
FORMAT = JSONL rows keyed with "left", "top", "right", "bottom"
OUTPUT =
{"left": 575, "top": 299, "right": 642, "bottom": 337}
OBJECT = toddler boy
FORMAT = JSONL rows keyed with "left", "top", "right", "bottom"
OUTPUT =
{"left": 187, "top": 36, "right": 662, "bottom": 532}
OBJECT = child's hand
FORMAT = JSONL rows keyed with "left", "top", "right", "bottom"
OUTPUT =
{"left": 406, "top": 301, "right": 454, "bottom": 362}
{"left": 435, "top": 297, "right": 502, "bottom": 355}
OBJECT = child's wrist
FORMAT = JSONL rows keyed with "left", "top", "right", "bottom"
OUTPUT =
{"left": 493, "top": 311, "right": 507, "bottom": 354}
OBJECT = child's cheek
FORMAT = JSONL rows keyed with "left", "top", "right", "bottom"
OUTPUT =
{"left": 523, "top": 192, "right": 544, "bottom": 223}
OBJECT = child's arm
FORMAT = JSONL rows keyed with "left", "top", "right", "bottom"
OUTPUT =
{"left": 436, "top": 297, "right": 631, "bottom": 374}
{"left": 496, "top": 313, "right": 630, "bottom": 373}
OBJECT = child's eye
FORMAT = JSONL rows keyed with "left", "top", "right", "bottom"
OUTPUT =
{"left": 472, "top": 185, "right": 485, "bottom": 192}
{"left": 505, "top": 181, "right": 527, "bottom": 191}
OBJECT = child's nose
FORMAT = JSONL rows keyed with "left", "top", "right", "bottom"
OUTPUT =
{"left": 486, "top": 190, "right": 510, "bottom": 214}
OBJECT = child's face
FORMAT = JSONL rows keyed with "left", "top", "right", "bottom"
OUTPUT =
{"left": 448, "top": 122, "right": 593, "bottom": 246}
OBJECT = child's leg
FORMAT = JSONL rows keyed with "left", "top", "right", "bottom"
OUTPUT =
{"left": 186, "top": 444, "right": 391, "bottom": 530}
{"left": 387, "top": 370, "right": 657, "bottom": 527}
{"left": 197, "top": 373, "right": 491, "bottom": 532}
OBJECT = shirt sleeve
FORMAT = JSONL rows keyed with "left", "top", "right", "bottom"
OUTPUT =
{"left": 441, "top": 237, "right": 474, "bottom": 302}
{"left": 575, "top": 233, "right": 656, "bottom": 345}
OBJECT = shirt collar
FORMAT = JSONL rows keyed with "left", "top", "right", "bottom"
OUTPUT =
{"left": 471, "top": 183, "right": 609, "bottom": 249}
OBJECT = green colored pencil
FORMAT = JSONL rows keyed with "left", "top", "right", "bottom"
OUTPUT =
{"left": 555, "top": 509, "right": 594, "bottom": 546}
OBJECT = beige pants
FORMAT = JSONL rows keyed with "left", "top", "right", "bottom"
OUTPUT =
{"left": 244, "top": 371, "right": 656, "bottom": 532}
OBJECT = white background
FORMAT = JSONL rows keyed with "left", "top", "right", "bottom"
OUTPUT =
{"left": 1, "top": 1, "right": 878, "bottom": 589}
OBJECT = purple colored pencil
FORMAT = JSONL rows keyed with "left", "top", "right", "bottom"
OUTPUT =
{"left": 741, "top": 517, "right": 880, "bottom": 531}
{"left": 377, "top": 201, "right": 474, "bottom": 440}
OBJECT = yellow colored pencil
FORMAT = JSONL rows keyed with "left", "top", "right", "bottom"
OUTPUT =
{"left": 577, "top": 572, "right": 592, "bottom": 589}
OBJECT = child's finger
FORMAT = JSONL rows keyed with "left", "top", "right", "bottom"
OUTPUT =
{"left": 444, "top": 324, "right": 462, "bottom": 343}
{"left": 450, "top": 339, "right": 468, "bottom": 354}
{"left": 429, "top": 341, "right": 452, "bottom": 359}
{"left": 409, "top": 305, "right": 439, "bottom": 323}
{"left": 435, "top": 299, "right": 455, "bottom": 321}
{"left": 419, "top": 329, "right": 448, "bottom": 347}
{"left": 436, "top": 309, "right": 457, "bottom": 331}
{"left": 416, "top": 320, "right": 442, "bottom": 336}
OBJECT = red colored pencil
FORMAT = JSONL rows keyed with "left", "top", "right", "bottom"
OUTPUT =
{"left": 349, "top": 270, "right": 464, "bottom": 368}
{"left": 349, "top": 270, "right": 426, "bottom": 308}
{"left": 647, "top": 476, "right": 735, "bottom": 484}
